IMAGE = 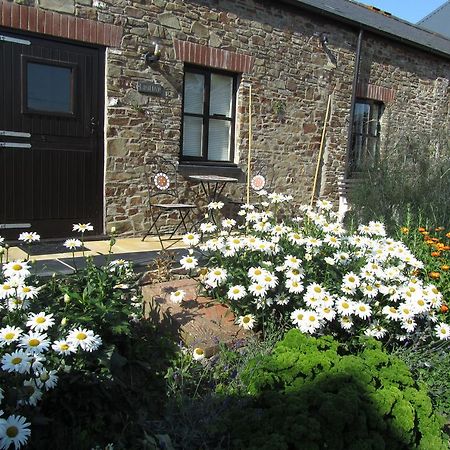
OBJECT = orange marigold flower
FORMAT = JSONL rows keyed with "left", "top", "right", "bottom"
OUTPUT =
{"left": 429, "top": 271, "right": 441, "bottom": 279}
{"left": 441, "top": 265, "right": 450, "bottom": 271}
{"left": 422, "top": 231, "right": 430, "bottom": 236}
{"left": 432, "top": 237, "right": 440, "bottom": 243}
{"left": 431, "top": 251, "right": 441, "bottom": 257}
{"left": 446, "top": 232, "right": 450, "bottom": 239}
{"left": 412, "top": 269, "right": 421, "bottom": 276}
{"left": 436, "top": 243, "right": 445, "bottom": 250}
{"left": 400, "top": 227, "right": 409, "bottom": 234}
{"left": 443, "top": 245, "right": 450, "bottom": 251}
{"left": 440, "top": 304, "right": 449, "bottom": 314}
{"left": 436, "top": 227, "right": 445, "bottom": 232}
{"left": 418, "top": 227, "right": 427, "bottom": 233}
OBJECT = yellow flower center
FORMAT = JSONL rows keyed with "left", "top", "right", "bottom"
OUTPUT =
{"left": 4, "top": 332, "right": 15, "bottom": 340}
{"left": 389, "top": 307, "right": 397, "bottom": 313}
{"left": 342, "top": 302, "right": 349, "bottom": 309}
{"left": 349, "top": 277, "right": 355, "bottom": 283}
{"left": 36, "top": 317, "right": 46, "bottom": 324}
{"left": 417, "top": 299, "right": 425, "bottom": 306}
{"left": 441, "top": 329, "right": 447, "bottom": 335}
{"left": 76, "top": 332, "right": 87, "bottom": 341}
{"left": 243, "top": 317, "right": 250, "bottom": 323}
{"left": 29, "top": 339, "right": 40, "bottom": 347}
{"left": 194, "top": 348, "right": 204, "bottom": 355}
{"left": 60, "top": 344, "right": 70, "bottom": 351}
{"left": 314, "top": 287, "right": 322, "bottom": 293}
{"left": 2, "top": 285, "right": 11, "bottom": 290}
{"left": 6, "top": 426, "right": 18, "bottom": 438}
{"left": 23, "top": 287, "right": 31, "bottom": 292}
{"left": 11, "top": 357, "right": 22, "bottom": 365}
{"left": 359, "top": 306, "right": 366, "bottom": 312}
{"left": 12, "top": 264, "right": 22, "bottom": 271}
{"left": 308, "top": 316, "right": 316, "bottom": 322}
{"left": 297, "top": 314, "right": 304, "bottom": 320}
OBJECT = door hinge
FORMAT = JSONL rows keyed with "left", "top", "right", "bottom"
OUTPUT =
{"left": 0, "top": 143, "right": 31, "bottom": 149}
{"left": 0, "top": 223, "right": 31, "bottom": 229}
{"left": 0, "top": 35, "right": 31, "bottom": 45}
{"left": 0, "top": 130, "right": 31, "bottom": 138}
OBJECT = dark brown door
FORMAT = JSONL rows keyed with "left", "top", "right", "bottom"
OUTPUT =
{"left": 0, "top": 30, "right": 104, "bottom": 239}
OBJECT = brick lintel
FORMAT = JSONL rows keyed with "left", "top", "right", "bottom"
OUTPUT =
{"left": 356, "top": 82, "right": 396, "bottom": 103}
{"left": 174, "top": 39, "right": 254, "bottom": 73}
{"left": 0, "top": 0, "right": 122, "bottom": 47}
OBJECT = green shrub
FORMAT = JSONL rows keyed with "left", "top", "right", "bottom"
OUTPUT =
{"left": 222, "top": 330, "right": 449, "bottom": 450}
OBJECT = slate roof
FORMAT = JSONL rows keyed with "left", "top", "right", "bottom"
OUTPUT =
{"left": 278, "top": 0, "right": 450, "bottom": 59}
{"left": 417, "top": 1, "right": 450, "bottom": 39}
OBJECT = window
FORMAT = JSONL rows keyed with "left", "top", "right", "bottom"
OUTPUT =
{"left": 22, "top": 56, "right": 76, "bottom": 116}
{"left": 181, "top": 66, "right": 237, "bottom": 163}
{"left": 350, "top": 100, "right": 383, "bottom": 174}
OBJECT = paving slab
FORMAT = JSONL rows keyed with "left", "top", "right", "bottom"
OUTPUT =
{"left": 143, "top": 278, "right": 250, "bottom": 356}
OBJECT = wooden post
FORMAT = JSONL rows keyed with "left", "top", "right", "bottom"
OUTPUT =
{"left": 246, "top": 84, "right": 252, "bottom": 205}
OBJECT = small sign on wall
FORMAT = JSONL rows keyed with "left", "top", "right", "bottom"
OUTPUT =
{"left": 137, "top": 81, "right": 165, "bottom": 97}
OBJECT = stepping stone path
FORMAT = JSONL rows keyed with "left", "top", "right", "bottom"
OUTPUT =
{"left": 142, "top": 278, "right": 250, "bottom": 356}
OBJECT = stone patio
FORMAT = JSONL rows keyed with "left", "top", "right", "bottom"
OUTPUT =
{"left": 142, "top": 278, "right": 251, "bottom": 356}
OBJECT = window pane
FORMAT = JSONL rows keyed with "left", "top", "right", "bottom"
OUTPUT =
{"left": 353, "top": 103, "right": 369, "bottom": 135}
{"left": 27, "top": 62, "right": 73, "bottom": 113}
{"left": 183, "top": 116, "right": 203, "bottom": 157}
{"left": 184, "top": 73, "right": 204, "bottom": 114}
{"left": 210, "top": 74, "right": 233, "bottom": 117}
{"left": 208, "top": 119, "right": 231, "bottom": 161}
{"left": 368, "top": 104, "right": 380, "bottom": 137}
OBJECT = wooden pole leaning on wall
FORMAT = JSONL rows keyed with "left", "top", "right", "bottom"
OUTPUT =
{"left": 310, "top": 94, "right": 332, "bottom": 207}
{"left": 246, "top": 84, "right": 253, "bottom": 205}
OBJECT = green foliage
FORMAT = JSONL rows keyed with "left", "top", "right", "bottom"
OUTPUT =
{"left": 347, "top": 130, "right": 450, "bottom": 233}
{"left": 221, "top": 331, "right": 449, "bottom": 450}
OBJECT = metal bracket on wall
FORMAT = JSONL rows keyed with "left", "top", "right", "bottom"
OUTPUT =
{"left": 0, "top": 35, "right": 31, "bottom": 45}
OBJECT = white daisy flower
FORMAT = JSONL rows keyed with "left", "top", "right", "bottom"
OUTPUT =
{"left": 341, "top": 273, "right": 360, "bottom": 293}
{"left": 207, "top": 201, "right": 224, "bottom": 210}
{"left": 382, "top": 305, "right": 400, "bottom": 321}
{"left": 192, "top": 347, "right": 205, "bottom": 361}
{"left": 22, "top": 379, "right": 43, "bottom": 406}
{"left": 179, "top": 255, "right": 198, "bottom": 270}
{"left": 365, "top": 324, "right": 387, "bottom": 339}
{"left": 7, "top": 297, "right": 30, "bottom": 311}
{"left": 169, "top": 290, "right": 185, "bottom": 304}
{"left": 73, "top": 223, "right": 94, "bottom": 232}
{"left": 17, "top": 285, "right": 39, "bottom": 300}
{"left": 36, "top": 369, "right": 59, "bottom": 390}
{"left": 260, "top": 273, "right": 278, "bottom": 289}
{"left": 0, "top": 415, "right": 31, "bottom": 449}
{"left": 51, "top": 339, "right": 77, "bottom": 356}
{"left": 401, "top": 318, "right": 417, "bottom": 333}
{"left": 360, "top": 283, "right": 378, "bottom": 299}
{"left": 0, "top": 326, "right": 23, "bottom": 347}
{"left": 288, "top": 232, "right": 303, "bottom": 245}
{"left": 248, "top": 267, "right": 267, "bottom": 281}
{"left": 353, "top": 302, "right": 372, "bottom": 320}
{"left": 340, "top": 316, "right": 354, "bottom": 330}
{"left": 3, "top": 260, "right": 31, "bottom": 279}
{"left": 285, "top": 267, "right": 304, "bottom": 282}
{"left": 300, "top": 311, "right": 322, "bottom": 333}
{"left": 248, "top": 283, "right": 267, "bottom": 298}
{"left": 398, "top": 303, "right": 415, "bottom": 320}
{"left": 207, "top": 267, "right": 228, "bottom": 286}
{"left": 334, "top": 252, "right": 351, "bottom": 265}
{"left": 274, "top": 294, "right": 290, "bottom": 305}
{"left": 182, "top": 233, "right": 200, "bottom": 247}
{"left": 200, "top": 222, "right": 217, "bottom": 233}
{"left": 1, "top": 350, "right": 31, "bottom": 373}
{"left": 63, "top": 239, "right": 82, "bottom": 250}
{"left": 26, "top": 312, "right": 55, "bottom": 332}
{"left": 0, "top": 282, "right": 15, "bottom": 299}
{"left": 435, "top": 323, "right": 450, "bottom": 340}
{"left": 336, "top": 297, "right": 354, "bottom": 316}
{"left": 19, "top": 331, "right": 50, "bottom": 354}
{"left": 237, "top": 314, "right": 256, "bottom": 330}
{"left": 221, "top": 218, "right": 236, "bottom": 229}
{"left": 319, "top": 306, "right": 336, "bottom": 321}
{"left": 18, "top": 231, "right": 40, "bottom": 243}
{"left": 67, "top": 328, "right": 102, "bottom": 352}
{"left": 285, "top": 279, "right": 304, "bottom": 294}
{"left": 227, "top": 285, "right": 247, "bottom": 301}
{"left": 284, "top": 255, "right": 301, "bottom": 269}
{"left": 324, "top": 234, "right": 340, "bottom": 248}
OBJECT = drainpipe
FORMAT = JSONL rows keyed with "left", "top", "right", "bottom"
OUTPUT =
{"left": 344, "top": 28, "right": 364, "bottom": 179}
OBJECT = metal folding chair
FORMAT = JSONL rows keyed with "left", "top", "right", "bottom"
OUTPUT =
{"left": 142, "top": 156, "right": 196, "bottom": 250}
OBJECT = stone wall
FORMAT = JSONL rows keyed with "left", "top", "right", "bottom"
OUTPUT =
{"left": 3, "top": 0, "right": 450, "bottom": 236}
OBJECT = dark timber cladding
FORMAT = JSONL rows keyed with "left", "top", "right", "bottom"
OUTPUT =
{"left": 0, "top": 30, "right": 104, "bottom": 239}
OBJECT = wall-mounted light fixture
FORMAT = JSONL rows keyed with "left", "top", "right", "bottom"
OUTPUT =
{"left": 319, "top": 32, "right": 329, "bottom": 46}
{"left": 145, "top": 39, "right": 163, "bottom": 65}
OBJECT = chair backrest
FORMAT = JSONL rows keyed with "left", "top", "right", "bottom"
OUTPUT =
{"left": 250, "top": 160, "right": 274, "bottom": 193}
{"left": 144, "top": 156, "right": 180, "bottom": 201}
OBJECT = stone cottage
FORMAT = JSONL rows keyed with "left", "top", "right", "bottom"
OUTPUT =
{"left": 0, "top": 0, "right": 449, "bottom": 239}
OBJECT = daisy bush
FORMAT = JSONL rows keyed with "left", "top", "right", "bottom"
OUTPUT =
{"left": 180, "top": 195, "right": 448, "bottom": 343}
{"left": 0, "top": 227, "right": 159, "bottom": 449}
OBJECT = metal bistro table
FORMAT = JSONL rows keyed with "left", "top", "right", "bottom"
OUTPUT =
{"left": 188, "top": 174, "right": 238, "bottom": 202}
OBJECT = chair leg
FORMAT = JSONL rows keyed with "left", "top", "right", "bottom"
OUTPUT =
{"left": 142, "top": 210, "right": 163, "bottom": 242}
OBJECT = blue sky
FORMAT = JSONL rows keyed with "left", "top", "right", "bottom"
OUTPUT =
{"left": 359, "top": 0, "right": 447, "bottom": 23}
